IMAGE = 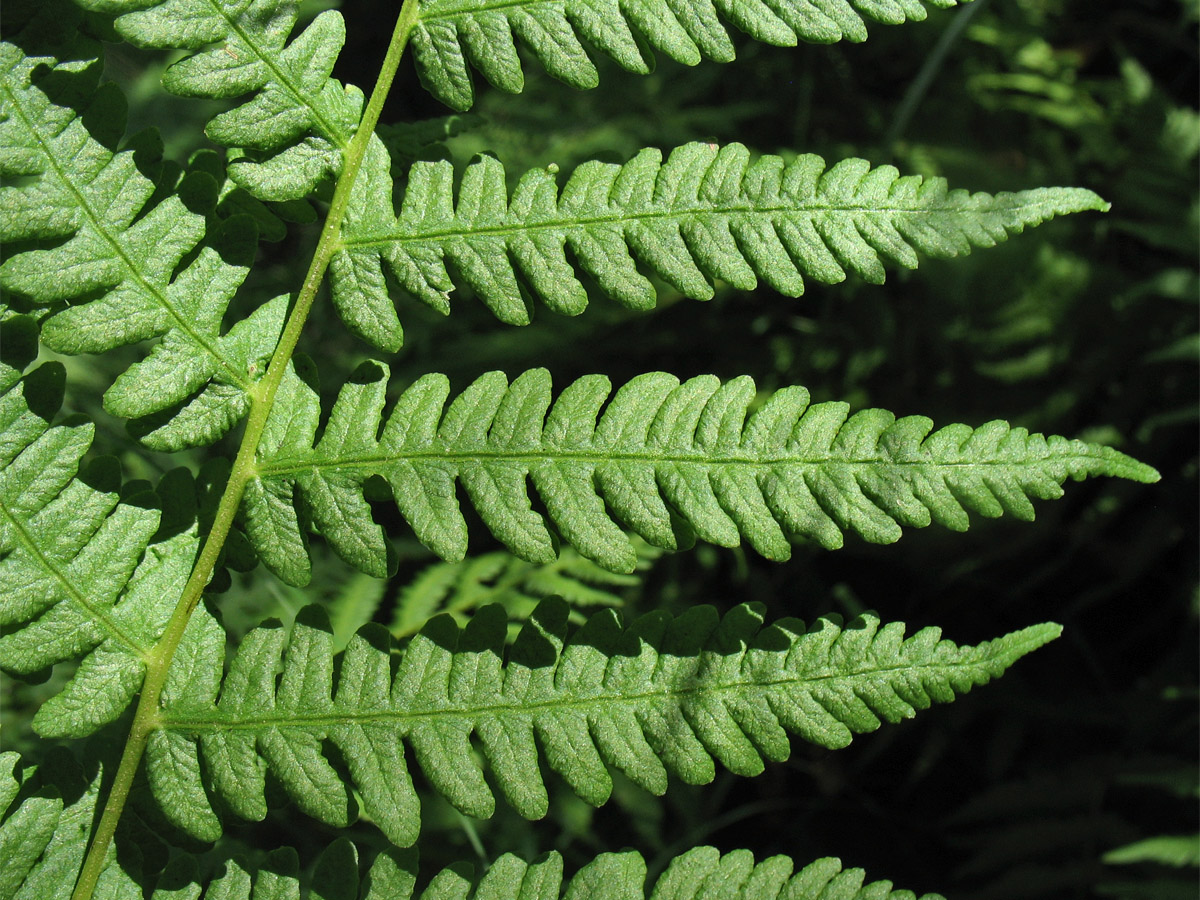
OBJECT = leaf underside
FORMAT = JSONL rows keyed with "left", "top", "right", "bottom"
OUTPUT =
{"left": 71, "top": 0, "right": 972, "bottom": 127}
{"left": 0, "top": 15, "right": 283, "bottom": 450}
{"left": 0, "top": 4, "right": 1159, "bottom": 900}
{"left": 0, "top": 749, "right": 945, "bottom": 897}
{"left": 0, "top": 365, "right": 198, "bottom": 740}
{"left": 243, "top": 363, "right": 1157, "bottom": 585}
{"left": 413, "top": 0, "right": 969, "bottom": 110}
{"left": 151, "top": 597, "right": 1059, "bottom": 846}
{"left": 75, "top": 0, "right": 362, "bottom": 201}
{"left": 332, "top": 140, "right": 1108, "bottom": 352}
{"left": 390, "top": 542, "right": 660, "bottom": 638}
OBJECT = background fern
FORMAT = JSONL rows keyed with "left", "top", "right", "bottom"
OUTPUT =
{"left": 389, "top": 541, "right": 660, "bottom": 638}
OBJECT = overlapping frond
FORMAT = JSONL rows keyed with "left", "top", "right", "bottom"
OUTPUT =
{"left": 412, "top": 0, "right": 968, "bottom": 110}
{"left": 0, "top": 752, "right": 943, "bottom": 899}
{"left": 409, "top": 846, "right": 948, "bottom": 899}
{"left": 243, "top": 363, "right": 1158, "bottom": 583}
{"left": 73, "top": 0, "right": 362, "bottom": 201}
{"left": 391, "top": 542, "right": 660, "bottom": 638}
{"left": 0, "top": 751, "right": 138, "bottom": 900}
{"left": 332, "top": 141, "right": 1108, "bottom": 351}
{"left": 0, "top": 18, "right": 284, "bottom": 449}
{"left": 151, "top": 597, "right": 1058, "bottom": 845}
{"left": 0, "top": 365, "right": 199, "bottom": 738}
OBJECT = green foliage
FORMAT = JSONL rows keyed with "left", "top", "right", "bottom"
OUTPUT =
{"left": 410, "top": 0, "right": 965, "bottom": 110}
{"left": 390, "top": 541, "right": 658, "bottom": 638}
{"left": 245, "top": 363, "right": 1154, "bottom": 583}
{"left": 332, "top": 140, "right": 1105, "bottom": 351}
{"left": 1103, "top": 835, "right": 1200, "bottom": 868}
{"left": 152, "top": 598, "right": 1057, "bottom": 846}
{"left": 76, "top": 0, "right": 361, "bottom": 201}
{"left": 0, "top": 0, "right": 1189, "bottom": 897}
{"left": 0, "top": 751, "right": 127, "bottom": 900}
{"left": 0, "top": 364, "right": 198, "bottom": 738}
{"left": 0, "top": 749, "right": 946, "bottom": 898}
{"left": 0, "top": 10, "right": 285, "bottom": 450}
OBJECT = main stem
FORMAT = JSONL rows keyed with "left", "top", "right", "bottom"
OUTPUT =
{"left": 70, "top": 3, "right": 422, "bottom": 897}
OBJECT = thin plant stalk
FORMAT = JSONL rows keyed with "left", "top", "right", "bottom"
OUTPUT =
{"left": 68, "top": 2, "right": 422, "bottom": 896}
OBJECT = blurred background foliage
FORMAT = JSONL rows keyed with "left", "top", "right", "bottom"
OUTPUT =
{"left": 3, "top": 0, "right": 1196, "bottom": 897}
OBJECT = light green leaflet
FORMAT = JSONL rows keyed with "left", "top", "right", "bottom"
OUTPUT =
{"left": 332, "top": 140, "right": 1108, "bottom": 352}
{"left": 390, "top": 541, "right": 659, "bottom": 638}
{"left": 74, "top": 0, "right": 364, "bottom": 201}
{"left": 243, "top": 363, "right": 1158, "bottom": 585}
{"left": 149, "top": 597, "right": 1057, "bottom": 846}
{"left": 0, "top": 750, "right": 944, "bottom": 898}
{"left": 73, "top": 0, "right": 970, "bottom": 133}
{"left": 0, "top": 365, "right": 198, "bottom": 739}
{"left": 412, "top": 0, "right": 968, "bottom": 110}
{"left": 0, "top": 23, "right": 285, "bottom": 450}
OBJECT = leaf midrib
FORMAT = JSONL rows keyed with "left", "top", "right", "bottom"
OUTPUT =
{"left": 339, "top": 196, "right": 1017, "bottom": 249}
{"left": 159, "top": 652, "right": 1008, "bottom": 733}
{"left": 256, "top": 444, "right": 1099, "bottom": 479}
{"left": 0, "top": 495, "right": 148, "bottom": 660}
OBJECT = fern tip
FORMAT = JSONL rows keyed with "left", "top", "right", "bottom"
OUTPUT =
{"left": 1096, "top": 448, "right": 1161, "bottom": 484}
{"left": 1011, "top": 621, "right": 1064, "bottom": 655}
{"left": 1130, "top": 461, "right": 1162, "bottom": 484}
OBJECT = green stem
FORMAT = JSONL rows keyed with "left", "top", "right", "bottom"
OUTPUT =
{"left": 69, "top": 3, "right": 422, "bottom": 897}
{"left": 883, "top": 0, "right": 989, "bottom": 153}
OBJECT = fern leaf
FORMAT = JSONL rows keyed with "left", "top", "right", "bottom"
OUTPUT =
{"left": 391, "top": 845, "right": 948, "bottom": 899}
{"left": 151, "top": 596, "right": 1058, "bottom": 846}
{"left": 0, "top": 749, "right": 210, "bottom": 899}
{"left": 244, "top": 363, "right": 1158, "bottom": 582}
{"left": 0, "top": 22, "right": 284, "bottom": 449}
{"left": 412, "top": 0, "right": 969, "bottom": 110}
{"left": 78, "top": 0, "right": 363, "bottom": 201}
{"left": 0, "top": 750, "right": 149, "bottom": 900}
{"left": 0, "top": 365, "right": 199, "bottom": 738}
{"left": 0, "top": 761, "right": 942, "bottom": 900}
{"left": 391, "top": 542, "right": 659, "bottom": 638}
{"left": 1103, "top": 835, "right": 1200, "bottom": 867}
{"left": 332, "top": 141, "right": 1108, "bottom": 350}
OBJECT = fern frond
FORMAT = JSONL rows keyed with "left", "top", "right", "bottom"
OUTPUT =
{"left": 0, "top": 754, "right": 942, "bottom": 900}
{"left": 73, "top": 0, "right": 361, "bottom": 202}
{"left": 391, "top": 542, "right": 659, "bottom": 638}
{"left": 0, "top": 365, "right": 199, "bottom": 738}
{"left": 332, "top": 141, "right": 1108, "bottom": 350}
{"left": 0, "top": 750, "right": 146, "bottom": 900}
{"left": 1104, "top": 835, "right": 1200, "bottom": 867}
{"left": 322, "top": 843, "right": 952, "bottom": 900}
{"left": 0, "top": 22, "right": 284, "bottom": 449}
{"left": 411, "top": 0, "right": 969, "bottom": 110}
{"left": 244, "top": 363, "right": 1158, "bottom": 583}
{"left": 151, "top": 597, "right": 1058, "bottom": 846}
